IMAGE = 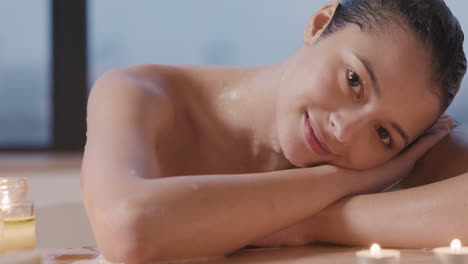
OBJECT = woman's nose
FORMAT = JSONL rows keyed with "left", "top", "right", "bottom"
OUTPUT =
{"left": 329, "top": 112, "right": 366, "bottom": 144}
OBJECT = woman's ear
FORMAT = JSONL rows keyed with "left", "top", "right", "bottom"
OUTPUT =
{"left": 304, "top": 1, "right": 340, "bottom": 45}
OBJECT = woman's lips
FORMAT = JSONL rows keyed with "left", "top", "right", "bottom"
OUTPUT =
{"left": 304, "top": 113, "right": 331, "bottom": 156}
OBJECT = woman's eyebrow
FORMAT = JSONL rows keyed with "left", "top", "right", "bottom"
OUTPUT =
{"left": 391, "top": 121, "right": 410, "bottom": 147}
{"left": 352, "top": 51, "right": 381, "bottom": 97}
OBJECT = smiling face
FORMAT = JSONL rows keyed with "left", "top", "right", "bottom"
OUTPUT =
{"left": 276, "top": 14, "right": 442, "bottom": 169}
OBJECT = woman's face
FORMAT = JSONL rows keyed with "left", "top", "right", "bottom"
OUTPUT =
{"left": 276, "top": 24, "right": 442, "bottom": 169}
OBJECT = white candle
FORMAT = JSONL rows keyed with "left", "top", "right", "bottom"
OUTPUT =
{"left": 356, "top": 243, "right": 400, "bottom": 264}
{"left": 434, "top": 239, "right": 468, "bottom": 264}
{"left": 0, "top": 178, "right": 35, "bottom": 252}
{"left": 3, "top": 216, "right": 35, "bottom": 252}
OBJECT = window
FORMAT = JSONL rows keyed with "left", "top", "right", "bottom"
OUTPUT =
{"left": 0, "top": 1, "right": 51, "bottom": 147}
{"left": 88, "top": 1, "right": 468, "bottom": 131}
{"left": 0, "top": 0, "right": 87, "bottom": 151}
{"left": 2, "top": 1, "right": 466, "bottom": 151}
{"left": 87, "top": 0, "right": 319, "bottom": 85}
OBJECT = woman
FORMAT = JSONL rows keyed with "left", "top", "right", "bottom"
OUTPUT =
{"left": 81, "top": 0, "right": 467, "bottom": 263}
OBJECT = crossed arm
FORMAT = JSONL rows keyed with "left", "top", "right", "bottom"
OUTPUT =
{"left": 252, "top": 130, "right": 468, "bottom": 248}
{"left": 82, "top": 68, "right": 468, "bottom": 263}
{"left": 82, "top": 69, "right": 407, "bottom": 263}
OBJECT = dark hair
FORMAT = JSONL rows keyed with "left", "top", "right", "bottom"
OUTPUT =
{"left": 323, "top": 0, "right": 467, "bottom": 112}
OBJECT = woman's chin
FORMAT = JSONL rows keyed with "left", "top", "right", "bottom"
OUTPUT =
{"left": 281, "top": 145, "right": 312, "bottom": 168}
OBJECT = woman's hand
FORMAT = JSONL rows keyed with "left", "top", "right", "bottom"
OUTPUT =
{"left": 362, "top": 115, "right": 455, "bottom": 193}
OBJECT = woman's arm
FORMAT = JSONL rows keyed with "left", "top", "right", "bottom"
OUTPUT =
{"left": 313, "top": 130, "right": 468, "bottom": 248}
{"left": 313, "top": 171, "right": 468, "bottom": 248}
{"left": 82, "top": 67, "right": 414, "bottom": 263}
{"left": 399, "top": 129, "right": 468, "bottom": 189}
{"left": 252, "top": 130, "right": 468, "bottom": 248}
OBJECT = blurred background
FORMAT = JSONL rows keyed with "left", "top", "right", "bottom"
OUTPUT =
{"left": 0, "top": 0, "right": 467, "bottom": 248}
{"left": 1, "top": 0, "right": 467, "bottom": 150}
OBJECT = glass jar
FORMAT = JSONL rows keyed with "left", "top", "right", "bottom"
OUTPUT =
{"left": 0, "top": 178, "right": 35, "bottom": 252}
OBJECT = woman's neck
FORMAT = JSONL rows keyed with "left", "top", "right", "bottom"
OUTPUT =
{"left": 214, "top": 62, "right": 294, "bottom": 171}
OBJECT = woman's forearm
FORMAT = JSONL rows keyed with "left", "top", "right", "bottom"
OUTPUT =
{"left": 314, "top": 172, "right": 468, "bottom": 248}
{"left": 91, "top": 165, "right": 362, "bottom": 262}
{"left": 83, "top": 161, "right": 402, "bottom": 263}
{"left": 134, "top": 167, "right": 348, "bottom": 259}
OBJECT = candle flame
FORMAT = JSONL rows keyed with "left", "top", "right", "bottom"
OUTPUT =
{"left": 370, "top": 243, "right": 381, "bottom": 257}
{"left": 451, "top": 239, "right": 462, "bottom": 253}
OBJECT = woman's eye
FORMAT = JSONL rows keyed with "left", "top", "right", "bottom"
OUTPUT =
{"left": 347, "top": 70, "right": 363, "bottom": 98}
{"left": 377, "top": 127, "right": 392, "bottom": 147}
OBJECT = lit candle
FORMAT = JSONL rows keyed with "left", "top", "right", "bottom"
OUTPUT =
{"left": 0, "top": 178, "right": 35, "bottom": 252}
{"left": 356, "top": 243, "right": 400, "bottom": 264}
{"left": 2, "top": 215, "right": 35, "bottom": 252}
{"left": 434, "top": 239, "right": 468, "bottom": 264}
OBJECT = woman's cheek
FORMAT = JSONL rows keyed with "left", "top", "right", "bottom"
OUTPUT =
{"left": 339, "top": 142, "right": 391, "bottom": 169}
{"left": 310, "top": 75, "right": 345, "bottom": 109}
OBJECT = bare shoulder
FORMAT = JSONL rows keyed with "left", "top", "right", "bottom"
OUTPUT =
{"left": 400, "top": 129, "right": 468, "bottom": 188}
{"left": 85, "top": 64, "right": 249, "bottom": 177}
{"left": 87, "top": 64, "right": 192, "bottom": 134}
{"left": 83, "top": 65, "right": 191, "bottom": 180}
{"left": 89, "top": 64, "right": 177, "bottom": 108}
{"left": 86, "top": 64, "right": 224, "bottom": 177}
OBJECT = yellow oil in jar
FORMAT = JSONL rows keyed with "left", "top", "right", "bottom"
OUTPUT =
{"left": 3, "top": 216, "right": 35, "bottom": 252}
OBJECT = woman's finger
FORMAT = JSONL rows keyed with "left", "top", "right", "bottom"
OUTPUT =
{"left": 429, "top": 118, "right": 455, "bottom": 131}
{"left": 405, "top": 125, "right": 451, "bottom": 160}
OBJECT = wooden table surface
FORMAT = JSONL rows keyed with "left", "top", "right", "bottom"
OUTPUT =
{"left": 41, "top": 245, "right": 436, "bottom": 264}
